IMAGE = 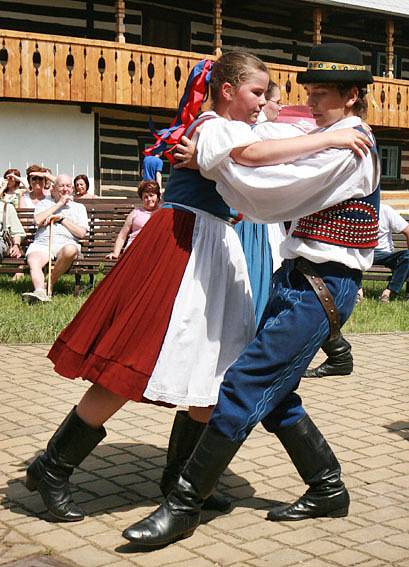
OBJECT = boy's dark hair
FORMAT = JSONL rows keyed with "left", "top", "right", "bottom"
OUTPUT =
{"left": 333, "top": 82, "right": 368, "bottom": 119}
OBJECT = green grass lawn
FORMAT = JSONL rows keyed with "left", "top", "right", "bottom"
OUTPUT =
{"left": 0, "top": 274, "right": 408, "bottom": 344}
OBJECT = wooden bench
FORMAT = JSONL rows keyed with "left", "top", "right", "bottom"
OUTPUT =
{"left": 0, "top": 198, "right": 139, "bottom": 295}
{"left": 362, "top": 212, "right": 409, "bottom": 292}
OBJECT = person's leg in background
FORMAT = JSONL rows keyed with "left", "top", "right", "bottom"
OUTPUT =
{"left": 374, "top": 250, "right": 409, "bottom": 302}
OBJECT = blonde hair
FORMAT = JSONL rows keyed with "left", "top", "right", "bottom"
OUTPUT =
{"left": 210, "top": 51, "right": 268, "bottom": 107}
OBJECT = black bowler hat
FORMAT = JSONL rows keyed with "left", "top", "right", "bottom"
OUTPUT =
{"left": 297, "top": 43, "right": 373, "bottom": 85}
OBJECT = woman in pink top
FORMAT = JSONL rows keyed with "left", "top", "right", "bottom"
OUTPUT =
{"left": 106, "top": 180, "right": 161, "bottom": 259}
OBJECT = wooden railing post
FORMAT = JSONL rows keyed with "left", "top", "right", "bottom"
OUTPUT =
{"left": 386, "top": 18, "right": 394, "bottom": 79}
{"left": 313, "top": 7, "right": 322, "bottom": 45}
{"left": 115, "top": 0, "right": 126, "bottom": 44}
{"left": 213, "top": 0, "right": 222, "bottom": 57}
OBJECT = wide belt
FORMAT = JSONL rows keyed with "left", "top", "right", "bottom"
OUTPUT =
{"left": 295, "top": 257, "right": 341, "bottom": 340}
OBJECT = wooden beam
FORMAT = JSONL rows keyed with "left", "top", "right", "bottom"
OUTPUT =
{"left": 313, "top": 7, "right": 322, "bottom": 45}
{"left": 386, "top": 18, "right": 394, "bottom": 78}
{"left": 115, "top": 0, "right": 126, "bottom": 44}
{"left": 213, "top": 0, "right": 222, "bottom": 57}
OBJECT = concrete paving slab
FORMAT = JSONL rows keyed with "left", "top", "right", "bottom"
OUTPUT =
{"left": 0, "top": 335, "right": 408, "bottom": 566}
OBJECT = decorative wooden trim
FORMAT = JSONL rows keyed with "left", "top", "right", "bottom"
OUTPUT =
{"left": 313, "top": 7, "right": 322, "bottom": 46}
{"left": 213, "top": 0, "right": 222, "bottom": 57}
{"left": 115, "top": 0, "right": 126, "bottom": 44}
{"left": 386, "top": 18, "right": 394, "bottom": 79}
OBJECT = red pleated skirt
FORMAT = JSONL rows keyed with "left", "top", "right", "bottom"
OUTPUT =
{"left": 48, "top": 208, "right": 195, "bottom": 401}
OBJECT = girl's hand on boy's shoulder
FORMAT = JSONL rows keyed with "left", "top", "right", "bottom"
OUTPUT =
{"left": 173, "top": 136, "right": 199, "bottom": 170}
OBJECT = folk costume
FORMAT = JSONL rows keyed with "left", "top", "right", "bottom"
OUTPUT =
{"left": 122, "top": 43, "right": 381, "bottom": 549}
{"left": 48, "top": 70, "right": 258, "bottom": 408}
{"left": 26, "top": 59, "right": 259, "bottom": 522}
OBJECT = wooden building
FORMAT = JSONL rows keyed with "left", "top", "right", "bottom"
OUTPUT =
{"left": 1, "top": 0, "right": 409, "bottom": 194}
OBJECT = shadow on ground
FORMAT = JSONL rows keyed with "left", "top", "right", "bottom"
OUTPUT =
{"left": 1, "top": 442, "right": 274, "bottom": 524}
{"left": 384, "top": 420, "right": 409, "bottom": 440}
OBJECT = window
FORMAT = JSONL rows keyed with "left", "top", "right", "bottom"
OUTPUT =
{"left": 376, "top": 52, "right": 400, "bottom": 78}
{"left": 378, "top": 145, "right": 400, "bottom": 179}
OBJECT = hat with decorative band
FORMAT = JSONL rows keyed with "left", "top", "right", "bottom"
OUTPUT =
{"left": 297, "top": 43, "right": 373, "bottom": 85}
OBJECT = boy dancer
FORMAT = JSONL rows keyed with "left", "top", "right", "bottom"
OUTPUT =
{"left": 123, "top": 43, "right": 379, "bottom": 549}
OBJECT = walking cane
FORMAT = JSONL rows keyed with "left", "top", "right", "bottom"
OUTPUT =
{"left": 47, "top": 218, "right": 55, "bottom": 298}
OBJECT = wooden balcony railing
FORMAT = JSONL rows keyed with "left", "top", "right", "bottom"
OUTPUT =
{"left": 0, "top": 31, "right": 213, "bottom": 110}
{"left": 1, "top": 30, "right": 409, "bottom": 128}
{"left": 267, "top": 63, "right": 409, "bottom": 129}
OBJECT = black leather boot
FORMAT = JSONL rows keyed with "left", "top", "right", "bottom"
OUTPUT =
{"left": 26, "top": 407, "right": 106, "bottom": 521}
{"left": 123, "top": 426, "right": 241, "bottom": 550}
{"left": 160, "top": 410, "right": 231, "bottom": 512}
{"left": 267, "top": 414, "right": 349, "bottom": 521}
{"left": 304, "top": 334, "right": 353, "bottom": 378}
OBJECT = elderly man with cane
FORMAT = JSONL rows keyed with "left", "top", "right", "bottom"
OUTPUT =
{"left": 22, "top": 174, "right": 88, "bottom": 303}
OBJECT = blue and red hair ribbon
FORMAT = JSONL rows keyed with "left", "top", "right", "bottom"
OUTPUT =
{"left": 144, "top": 59, "right": 214, "bottom": 164}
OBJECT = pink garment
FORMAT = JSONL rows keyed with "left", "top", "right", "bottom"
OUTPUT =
{"left": 275, "top": 105, "right": 317, "bottom": 133}
{"left": 126, "top": 207, "right": 157, "bottom": 248}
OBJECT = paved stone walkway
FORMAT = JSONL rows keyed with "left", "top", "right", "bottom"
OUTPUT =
{"left": 1, "top": 334, "right": 409, "bottom": 567}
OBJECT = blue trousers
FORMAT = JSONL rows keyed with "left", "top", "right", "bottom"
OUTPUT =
{"left": 209, "top": 260, "right": 361, "bottom": 442}
{"left": 373, "top": 249, "right": 409, "bottom": 294}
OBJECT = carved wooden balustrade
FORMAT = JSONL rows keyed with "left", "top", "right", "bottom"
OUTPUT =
{"left": 268, "top": 62, "right": 409, "bottom": 128}
{"left": 0, "top": 31, "right": 212, "bottom": 110}
{"left": 1, "top": 30, "right": 409, "bottom": 128}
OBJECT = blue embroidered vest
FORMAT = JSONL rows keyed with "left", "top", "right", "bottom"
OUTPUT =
{"left": 292, "top": 126, "right": 380, "bottom": 249}
{"left": 163, "top": 115, "right": 243, "bottom": 224}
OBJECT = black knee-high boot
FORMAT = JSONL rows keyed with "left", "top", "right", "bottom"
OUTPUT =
{"left": 267, "top": 414, "right": 349, "bottom": 521}
{"left": 304, "top": 334, "right": 353, "bottom": 378}
{"left": 160, "top": 410, "right": 231, "bottom": 512}
{"left": 123, "top": 426, "right": 241, "bottom": 550}
{"left": 26, "top": 407, "right": 106, "bottom": 521}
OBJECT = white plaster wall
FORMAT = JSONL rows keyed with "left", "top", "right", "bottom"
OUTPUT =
{"left": 0, "top": 102, "right": 95, "bottom": 193}
{"left": 307, "top": 0, "right": 409, "bottom": 17}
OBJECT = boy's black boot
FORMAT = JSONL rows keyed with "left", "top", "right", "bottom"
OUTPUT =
{"left": 26, "top": 407, "right": 106, "bottom": 521}
{"left": 267, "top": 414, "right": 349, "bottom": 521}
{"left": 123, "top": 426, "right": 241, "bottom": 549}
{"left": 304, "top": 334, "right": 353, "bottom": 378}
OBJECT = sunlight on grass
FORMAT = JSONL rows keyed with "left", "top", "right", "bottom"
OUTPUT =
{"left": 0, "top": 274, "right": 94, "bottom": 343}
{"left": 0, "top": 276, "right": 408, "bottom": 344}
{"left": 344, "top": 281, "right": 409, "bottom": 334}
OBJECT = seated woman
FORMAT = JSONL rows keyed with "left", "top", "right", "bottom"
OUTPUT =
{"left": 106, "top": 180, "right": 161, "bottom": 260}
{"left": 1, "top": 168, "right": 28, "bottom": 207}
{"left": 73, "top": 174, "right": 96, "bottom": 199}
{"left": 19, "top": 165, "right": 51, "bottom": 209}
{"left": 0, "top": 198, "right": 26, "bottom": 260}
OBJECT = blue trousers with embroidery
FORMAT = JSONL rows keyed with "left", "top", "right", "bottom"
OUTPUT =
{"left": 209, "top": 260, "right": 361, "bottom": 442}
{"left": 373, "top": 249, "right": 409, "bottom": 294}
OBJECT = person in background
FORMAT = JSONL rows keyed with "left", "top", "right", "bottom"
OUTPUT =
{"left": 1, "top": 169, "right": 28, "bottom": 207}
{"left": 374, "top": 203, "right": 409, "bottom": 302}
{"left": 106, "top": 180, "right": 160, "bottom": 260}
{"left": 21, "top": 174, "right": 88, "bottom": 303}
{"left": 258, "top": 80, "right": 282, "bottom": 123}
{"left": 0, "top": 197, "right": 25, "bottom": 260}
{"left": 74, "top": 174, "right": 96, "bottom": 199}
{"left": 43, "top": 168, "right": 56, "bottom": 196}
{"left": 142, "top": 152, "right": 163, "bottom": 192}
{"left": 19, "top": 165, "right": 50, "bottom": 209}
{"left": 234, "top": 80, "right": 284, "bottom": 325}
